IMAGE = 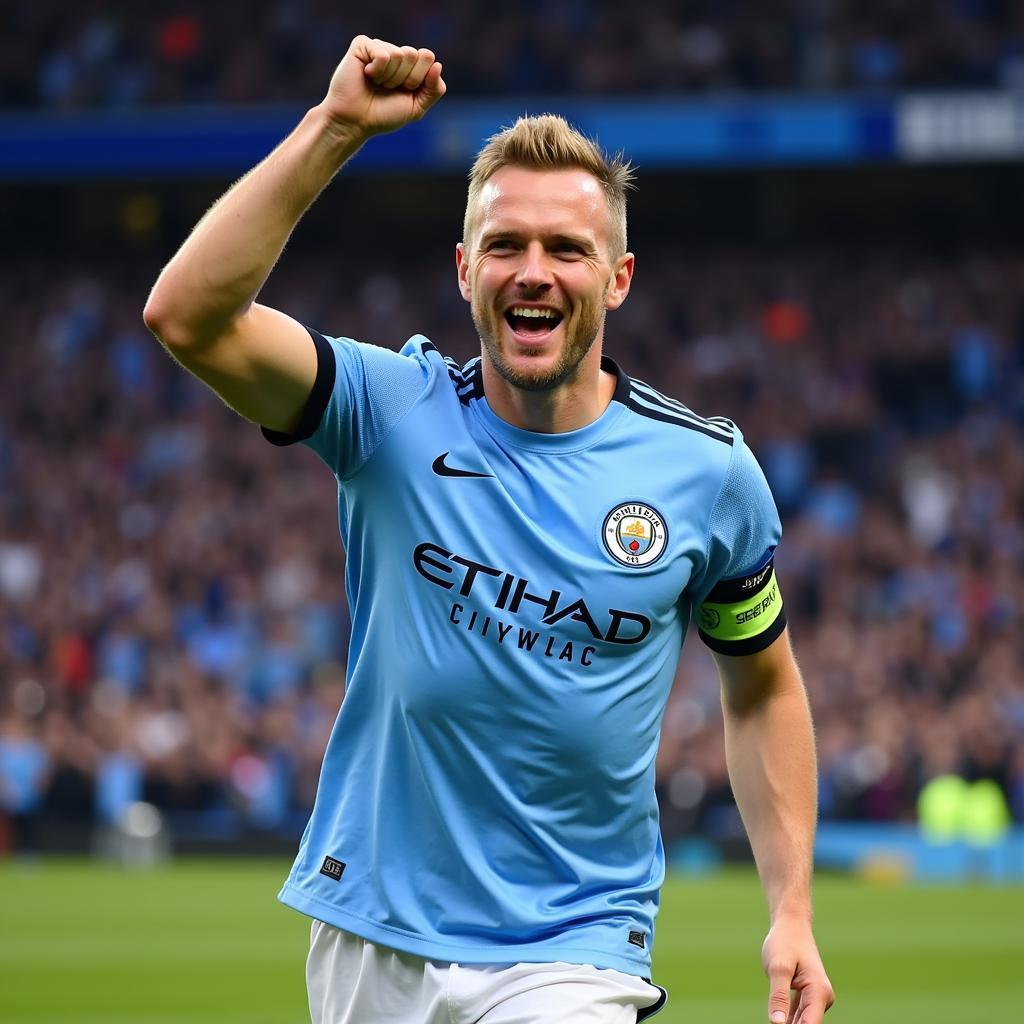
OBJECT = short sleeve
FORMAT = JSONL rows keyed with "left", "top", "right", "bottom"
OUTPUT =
{"left": 693, "top": 434, "right": 786, "bottom": 656}
{"left": 262, "top": 328, "right": 430, "bottom": 479}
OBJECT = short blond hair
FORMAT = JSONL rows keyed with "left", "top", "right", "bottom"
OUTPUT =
{"left": 464, "top": 114, "right": 635, "bottom": 259}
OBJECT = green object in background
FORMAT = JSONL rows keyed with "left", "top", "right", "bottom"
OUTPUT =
{"left": 962, "top": 779, "right": 1012, "bottom": 847}
{"left": 917, "top": 774, "right": 969, "bottom": 842}
{"left": 918, "top": 775, "right": 1012, "bottom": 846}
{"left": 1, "top": 858, "right": 1023, "bottom": 1024}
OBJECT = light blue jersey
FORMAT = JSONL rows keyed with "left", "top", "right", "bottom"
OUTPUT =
{"left": 265, "top": 329, "right": 785, "bottom": 977}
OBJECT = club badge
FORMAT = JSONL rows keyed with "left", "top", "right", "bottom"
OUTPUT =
{"left": 602, "top": 502, "right": 668, "bottom": 568}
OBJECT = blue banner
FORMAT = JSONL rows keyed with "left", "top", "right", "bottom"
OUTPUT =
{"left": 0, "top": 93, "right": 947, "bottom": 180}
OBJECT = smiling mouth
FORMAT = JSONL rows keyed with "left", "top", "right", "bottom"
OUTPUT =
{"left": 503, "top": 308, "right": 564, "bottom": 341}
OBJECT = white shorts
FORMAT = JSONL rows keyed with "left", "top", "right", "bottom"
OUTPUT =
{"left": 306, "top": 920, "right": 668, "bottom": 1024}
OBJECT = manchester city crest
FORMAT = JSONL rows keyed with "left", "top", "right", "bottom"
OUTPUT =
{"left": 602, "top": 501, "right": 669, "bottom": 568}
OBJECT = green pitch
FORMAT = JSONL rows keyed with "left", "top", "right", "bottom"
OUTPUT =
{"left": 1, "top": 858, "right": 1021, "bottom": 1023}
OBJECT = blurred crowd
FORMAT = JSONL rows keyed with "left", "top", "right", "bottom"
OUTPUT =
{"left": 6, "top": 0, "right": 1024, "bottom": 109}
{"left": 1, "top": 238, "right": 1023, "bottom": 854}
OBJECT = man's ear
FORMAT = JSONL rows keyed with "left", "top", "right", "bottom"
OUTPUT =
{"left": 604, "top": 252, "right": 635, "bottom": 311}
{"left": 456, "top": 242, "right": 472, "bottom": 302}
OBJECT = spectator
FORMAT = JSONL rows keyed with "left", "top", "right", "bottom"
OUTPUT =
{"left": 0, "top": 708, "right": 51, "bottom": 854}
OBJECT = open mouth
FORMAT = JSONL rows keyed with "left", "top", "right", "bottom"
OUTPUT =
{"left": 503, "top": 306, "right": 564, "bottom": 341}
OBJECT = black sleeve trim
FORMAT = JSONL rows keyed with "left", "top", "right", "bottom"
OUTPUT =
{"left": 698, "top": 609, "right": 788, "bottom": 657}
{"left": 261, "top": 327, "right": 336, "bottom": 447}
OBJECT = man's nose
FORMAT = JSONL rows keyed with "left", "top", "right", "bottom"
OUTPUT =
{"left": 514, "top": 242, "right": 554, "bottom": 291}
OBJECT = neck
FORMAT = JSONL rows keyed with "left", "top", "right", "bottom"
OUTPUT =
{"left": 481, "top": 347, "right": 616, "bottom": 433}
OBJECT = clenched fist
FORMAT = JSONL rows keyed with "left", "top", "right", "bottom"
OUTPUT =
{"left": 321, "top": 36, "right": 447, "bottom": 142}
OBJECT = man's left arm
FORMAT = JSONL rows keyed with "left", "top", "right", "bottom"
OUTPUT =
{"left": 714, "top": 630, "right": 835, "bottom": 1024}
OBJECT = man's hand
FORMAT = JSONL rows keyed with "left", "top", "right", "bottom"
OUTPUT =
{"left": 762, "top": 915, "right": 834, "bottom": 1024}
{"left": 320, "top": 36, "right": 446, "bottom": 144}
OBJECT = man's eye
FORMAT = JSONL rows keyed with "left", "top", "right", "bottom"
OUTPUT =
{"left": 555, "top": 244, "right": 584, "bottom": 255}
{"left": 488, "top": 240, "right": 515, "bottom": 250}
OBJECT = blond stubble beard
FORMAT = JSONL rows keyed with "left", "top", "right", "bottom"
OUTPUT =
{"left": 470, "top": 289, "right": 607, "bottom": 394}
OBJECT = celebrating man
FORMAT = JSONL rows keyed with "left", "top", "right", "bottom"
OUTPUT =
{"left": 144, "top": 35, "right": 833, "bottom": 1024}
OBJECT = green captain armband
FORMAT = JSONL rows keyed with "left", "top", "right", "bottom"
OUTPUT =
{"left": 696, "top": 557, "right": 787, "bottom": 656}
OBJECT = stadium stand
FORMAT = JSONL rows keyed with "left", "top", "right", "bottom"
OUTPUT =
{"left": 5, "top": 0, "right": 1024, "bottom": 109}
{"left": 2, "top": 1, "right": 1022, "bottom": 858}
{"left": 1, "top": 236, "right": 1022, "bottom": 850}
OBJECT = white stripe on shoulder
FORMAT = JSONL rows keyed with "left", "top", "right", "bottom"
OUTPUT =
{"left": 629, "top": 378, "right": 721, "bottom": 424}
{"left": 627, "top": 389, "right": 734, "bottom": 439}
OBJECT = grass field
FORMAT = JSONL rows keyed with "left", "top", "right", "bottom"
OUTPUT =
{"left": 1, "top": 858, "right": 1021, "bottom": 1023}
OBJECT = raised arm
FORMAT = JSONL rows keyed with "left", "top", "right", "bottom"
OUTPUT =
{"left": 714, "top": 631, "right": 835, "bottom": 1024}
{"left": 143, "top": 36, "right": 446, "bottom": 432}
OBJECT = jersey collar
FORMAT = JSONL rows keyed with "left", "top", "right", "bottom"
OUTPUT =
{"left": 471, "top": 355, "right": 631, "bottom": 455}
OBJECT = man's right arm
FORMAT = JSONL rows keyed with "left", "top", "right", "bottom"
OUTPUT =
{"left": 143, "top": 37, "right": 446, "bottom": 434}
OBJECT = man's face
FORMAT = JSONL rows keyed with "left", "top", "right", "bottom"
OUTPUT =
{"left": 456, "top": 166, "right": 632, "bottom": 393}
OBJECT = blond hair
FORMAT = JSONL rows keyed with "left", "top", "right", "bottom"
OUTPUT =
{"left": 464, "top": 114, "right": 635, "bottom": 259}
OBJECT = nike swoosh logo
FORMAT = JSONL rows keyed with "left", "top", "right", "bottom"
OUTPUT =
{"left": 432, "top": 452, "right": 494, "bottom": 479}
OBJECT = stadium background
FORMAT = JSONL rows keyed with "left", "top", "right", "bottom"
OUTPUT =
{"left": 1, "top": 3, "right": 1023, "bottom": 1022}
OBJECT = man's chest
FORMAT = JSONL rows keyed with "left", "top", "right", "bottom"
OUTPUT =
{"left": 343, "top": 399, "right": 718, "bottom": 647}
